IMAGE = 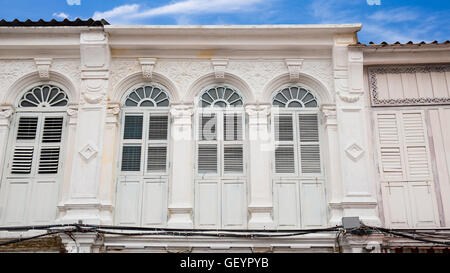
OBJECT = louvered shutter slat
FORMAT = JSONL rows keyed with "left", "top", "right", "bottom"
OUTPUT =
{"left": 11, "top": 147, "right": 34, "bottom": 174}
{"left": 149, "top": 115, "right": 168, "bottom": 140}
{"left": 224, "top": 146, "right": 243, "bottom": 173}
{"left": 38, "top": 147, "right": 60, "bottom": 174}
{"left": 299, "top": 114, "right": 321, "bottom": 174}
{"left": 275, "top": 145, "right": 295, "bottom": 174}
{"left": 42, "top": 117, "right": 63, "bottom": 143}
{"left": 275, "top": 115, "right": 293, "bottom": 141}
{"left": 121, "top": 146, "right": 141, "bottom": 171}
{"left": 376, "top": 113, "right": 404, "bottom": 180}
{"left": 402, "top": 112, "right": 430, "bottom": 179}
{"left": 300, "top": 145, "right": 321, "bottom": 173}
{"left": 17, "top": 117, "right": 38, "bottom": 140}
{"left": 198, "top": 144, "right": 217, "bottom": 173}
{"left": 123, "top": 115, "right": 143, "bottom": 139}
{"left": 224, "top": 113, "right": 243, "bottom": 141}
{"left": 147, "top": 146, "right": 167, "bottom": 172}
{"left": 199, "top": 114, "right": 217, "bottom": 141}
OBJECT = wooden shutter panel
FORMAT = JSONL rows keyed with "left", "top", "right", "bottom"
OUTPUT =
{"left": 223, "top": 146, "right": 243, "bottom": 173}
{"left": 275, "top": 145, "right": 295, "bottom": 174}
{"left": 376, "top": 112, "right": 405, "bottom": 180}
{"left": 121, "top": 145, "right": 141, "bottom": 171}
{"left": 42, "top": 117, "right": 63, "bottom": 143}
{"left": 274, "top": 114, "right": 295, "bottom": 174}
{"left": 38, "top": 147, "right": 60, "bottom": 174}
{"left": 274, "top": 115, "right": 293, "bottom": 141}
{"left": 11, "top": 147, "right": 34, "bottom": 174}
{"left": 16, "top": 117, "right": 38, "bottom": 140}
{"left": 198, "top": 144, "right": 217, "bottom": 173}
{"left": 224, "top": 113, "right": 243, "bottom": 141}
{"left": 147, "top": 146, "right": 167, "bottom": 172}
{"left": 401, "top": 112, "right": 431, "bottom": 179}
{"left": 299, "top": 114, "right": 321, "bottom": 174}
{"left": 199, "top": 113, "right": 217, "bottom": 141}
{"left": 148, "top": 115, "right": 168, "bottom": 140}
{"left": 123, "top": 115, "right": 143, "bottom": 140}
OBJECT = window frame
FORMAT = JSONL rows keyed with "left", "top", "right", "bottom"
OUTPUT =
{"left": 195, "top": 85, "right": 246, "bottom": 178}
{"left": 118, "top": 83, "right": 171, "bottom": 177}
{"left": 271, "top": 87, "right": 324, "bottom": 179}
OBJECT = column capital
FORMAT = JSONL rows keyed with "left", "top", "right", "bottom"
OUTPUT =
{"left": 170, "top": 103, "right": 194, "bottom": 118}
{"left": 321, "top": 104, "right": 337, "bottom": 127}
{"left": 0, "top": 105, "right": 14, "bottom": 127}
{"left": 245, "top": 104, "right": 271, "bottom": 117}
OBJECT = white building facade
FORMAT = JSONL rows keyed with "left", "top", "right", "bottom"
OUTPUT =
{"left": 0, "top": 21, "right": 449, "bottom": 253}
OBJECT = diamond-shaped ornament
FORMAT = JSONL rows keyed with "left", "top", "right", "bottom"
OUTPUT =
{"left": 79, "top": 143, "right": 98, "bottom": 161}
{"left": 345, "top": 143, "right": 364, "bottom": 161}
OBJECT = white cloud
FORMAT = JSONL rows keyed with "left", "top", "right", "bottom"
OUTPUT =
{"left": 53, "top": 12, "right": 69, "bottom": 19}
{"left": 67, "top": 0, "right": 80, "bottom": 5}
{"left": 93, "top": 0, "right": 266, "bottom": 23}
{"left": 368, "top": 7, "right": 419, "bottom": 23}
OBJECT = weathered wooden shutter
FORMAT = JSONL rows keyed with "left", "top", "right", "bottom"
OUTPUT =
{"left": 375, "top": 112, "right": 405, "bottom": 181}
{"left": 11, "top": 117, "right": 39, "bottom": 174}
{"left": 298, "top": 114, "right": 321, "bottom": 174}
{"left": 274, "top": 114, "right": 296, "bottom": 174}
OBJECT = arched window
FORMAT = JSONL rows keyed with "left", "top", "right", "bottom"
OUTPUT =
{"left": 119, "top": 84, "right": 170, "bottom": 174}
{"left": 1, "top": 84, "right": 69, "bottom": 225}
{"left": 196, "top": 85, "right": 245, "bottom": 175}
{"left": 272, "top": 85, "right": 322, "bottom": 175}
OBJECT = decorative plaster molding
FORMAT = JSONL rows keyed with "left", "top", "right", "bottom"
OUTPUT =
{"left": 338, "top": 91, "right": 361, "bottom": 103}
{"left": 170, "top": 104, "right": 194, "bottom": 118}
{"left": 34, "top": 58, "right": 52, "bottom": 79}
{"left": 66, "top": 107, "right": 78, "bottom": 117}
{"left": 285, "top": 59, "right": 304, "bottom": 81}
{"left": 107, "top": 103, "right": 121, "bottom": 116}
{"left": 139, "top": 58, "right": 157, "bottom": 79}
{"left": 245, "top": 104, "right": 271, "bottom": 117}
{"left": 79, "top": 143, "right": 98, "bottom": 161}
{"left": 368, "top": 64, "right": 450, "bottom": 106}
{"left": 0, "top": 106, "right": 14, "bottom": 119}
{"left": 211, "top": 58, "right": 229, "bottom": 79}
{"left": 345, "top": 143, "right": 365, "bottom": 161}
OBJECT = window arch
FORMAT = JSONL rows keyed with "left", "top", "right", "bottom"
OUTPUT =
{"left": 196, "top": 85, "right": 245, "bottom": 175}
{"left": 200, "top": 86, "right": 243, "bottom": 108}
{"left": 18, "top": 84, "right": 69, "bottom": 108}
{"left": 0, "top": 84, "right": 69, "bottom": 225}
{"left": 272, "top": 86, "right": 318, "bottom": 108}
{"left": 271, "top": 85, "right": 322, "bottom": 175}
{"left": 119, "top": 84, "right": 171, "bottom": 174}
{"left": 124, "top": 85, "right": 170, "bottom": 107}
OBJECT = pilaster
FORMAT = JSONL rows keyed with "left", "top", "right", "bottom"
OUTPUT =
{"left": 167, "top": 103, "right": 195, "bottom": 228}
{"left": 0, "top": 106, "right": 14, "bottom": 182}
{"left": 58, "top": 30, "right": 111, "bottom": 225}
{"left": 245, "top": 104, "right": 275, "bottom": 229}
{"left": 332, "top": 35, "right": 381, "bottom": 226}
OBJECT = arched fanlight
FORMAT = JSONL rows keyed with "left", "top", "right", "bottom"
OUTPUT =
{"left": 272, "top": 86, "right": 318, "bottom": 108}
{"left": 18, "top": 85, "right": 68, "bottom": 108}
{"left": 199, "top": 86, "right": 243, "bottom": 108}
{"left": 124, "top": 85, "right": 170, "bottom": 107}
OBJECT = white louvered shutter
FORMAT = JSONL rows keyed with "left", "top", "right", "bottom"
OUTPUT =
{"left": 147, "top": 114, "right": 169, "bottom": 173}
{"left": 401, "top": 112, "right": 431, "bottom": 180}
{"left": 10, "top": 114, "right": 64, "bottom": 176}
{"left": 11, "top": 116, "right": 38, "bottom": 174}
{"left": 298, "top": 114, "right": 321, "bottom": 174}
{"left": 121, "top": 115, "right": 143, "bottom": 172}
{"left": 38, "top": 116, "right": 64, "bottom": 174}
{"left": 375, "top": 112, "right": 405, "bottom": 181}
{"left": 223, "top": 113, "right": 244, "bottom": 174}
{"left": 198, "top": 113, "right": 218, "bottom": 174}
{"left": 274, "top": 114, "right": 296, "bottom": 174}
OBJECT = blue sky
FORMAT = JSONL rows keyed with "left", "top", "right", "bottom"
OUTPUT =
{"left": 0, "top": 0, "right": 449, "bottom": 43}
